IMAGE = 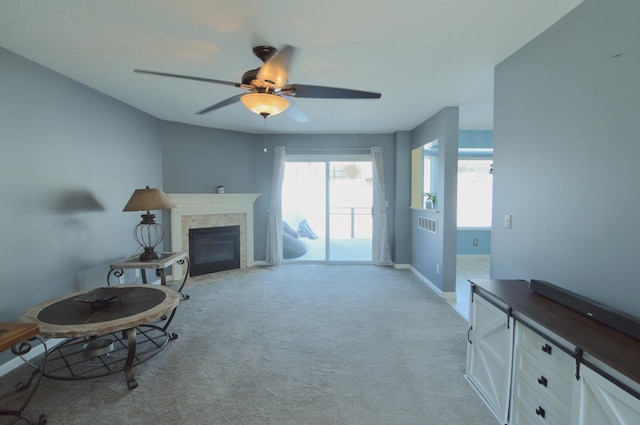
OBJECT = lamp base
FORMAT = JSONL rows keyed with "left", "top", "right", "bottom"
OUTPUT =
{"left": 139, "top": 247, "right": 161, "bottom": 261}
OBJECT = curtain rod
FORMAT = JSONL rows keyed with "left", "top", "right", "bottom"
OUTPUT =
{"left": 281, "top": 147, "right": 383, "bottom": 152}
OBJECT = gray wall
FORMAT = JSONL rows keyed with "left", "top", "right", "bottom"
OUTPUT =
{"left": 457, "top": 230, "right": 490, "bottom": 255}
{"left": 410, "top": 107, "right": 459, "bottom": 292}
{"left": 160, "top": 126, "right": 398, "bottom": 262}
{"left": 491, "top": 0, "right": 640, "bottom": 317}
{"left": 0, "top": 48, "right": 163, "bottom": 361}
{"left": 160, "top": 121, "right": 271, "bottom": 259}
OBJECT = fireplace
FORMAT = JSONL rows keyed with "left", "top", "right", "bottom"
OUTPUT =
{"left": 168, "top": 193, "right": 260, "bottom": 280}
{"left": 189, "top": 225, "right": 240, "bottom": 276}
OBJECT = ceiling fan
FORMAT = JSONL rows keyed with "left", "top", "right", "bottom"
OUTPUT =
{"left": 134, "top": 45, "right": 381, "bottom": 122}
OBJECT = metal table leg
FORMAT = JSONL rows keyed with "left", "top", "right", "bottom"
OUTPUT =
{"left": 106, "top": 267, "right": 124, "bottom": 286}
{"left": 0, "top": 338, "right": 48, "bottom": 425}
{"left": 123, "top": 328, "right": 138, "bottom": 390}
{"left": 154, "top": 258, "right": 190, "bottom": 300}
{"left": 39, "top": 321, "right": 176, "bottom": 390}
{"left": 175, "top": 257, "right": 190, "bottom": 300}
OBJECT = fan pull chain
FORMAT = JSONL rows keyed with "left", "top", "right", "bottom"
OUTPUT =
{"left": 263, "top": 116, "right": 268, "bottom": 152}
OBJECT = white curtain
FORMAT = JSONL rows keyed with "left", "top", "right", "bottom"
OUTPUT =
{"left": 371, "top": 146, "right": 391, "bottom": 265}
{"left": 266, "top": 146, "right": 286, "bottom": 265}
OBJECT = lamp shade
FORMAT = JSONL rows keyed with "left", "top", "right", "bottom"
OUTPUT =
{"left": 240, "top": 93, "right": 290, "bottom": 117}
{"left": 122, "top": 186, "right": 176, "bottom": 212}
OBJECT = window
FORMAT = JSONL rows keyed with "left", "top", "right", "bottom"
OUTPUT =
{"left": 457, "top": 159, "right": 493, "bottom": 227}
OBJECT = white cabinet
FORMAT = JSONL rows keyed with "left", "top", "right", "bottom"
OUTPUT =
{"left": 572, "top": 365, "right": 640, "bottom": 425}
{"left": 466, "top": 279, "right": 640, "bottom": 425}
{"left": 466, "top": 293, "right": 514, "bottom": 423}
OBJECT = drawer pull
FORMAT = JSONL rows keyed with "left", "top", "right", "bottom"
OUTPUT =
{"left": 541, "top": 343, "right": 552, "bottom": 354}
{"left": 537, "top": 376, "right": 548, "bottom": 387}
{"left": 535, "top": 406, "right": 546, "bottom": 418}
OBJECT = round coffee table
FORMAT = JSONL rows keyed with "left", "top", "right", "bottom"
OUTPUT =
{"left": 19, "top": 285, "right": 180, "bottom": 389}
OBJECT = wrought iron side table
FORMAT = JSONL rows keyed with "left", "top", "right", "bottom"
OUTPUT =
{"left": 107, "top": 251, "right": 190, "bottom": 300}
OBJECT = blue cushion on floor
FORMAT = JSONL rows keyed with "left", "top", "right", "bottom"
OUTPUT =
{"left": 283, "top": 233, "right": 307, "bottom": 259}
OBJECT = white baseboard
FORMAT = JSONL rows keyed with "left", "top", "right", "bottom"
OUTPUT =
{"left": 0, "top": 337, "right": 65, "bottom": 378}
{"left": 409, "top": 265, "right": 456, "bottom": 301}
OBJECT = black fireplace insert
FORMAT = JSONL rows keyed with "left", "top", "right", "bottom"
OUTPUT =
{"left": 189, "top": 225, "right": 240, "bottom": 276}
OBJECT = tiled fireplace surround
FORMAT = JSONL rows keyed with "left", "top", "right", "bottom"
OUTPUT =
{"left": 167, "top": 193, "right": 260, "bottom": 280}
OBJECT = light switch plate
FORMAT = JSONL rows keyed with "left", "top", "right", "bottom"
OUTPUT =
{"left": 504, "top": 214, "right": 512, "bottom": 229}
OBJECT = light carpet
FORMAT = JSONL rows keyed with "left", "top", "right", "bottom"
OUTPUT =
{"left": 2, "top": 264, "right": 496, "bottom": 424}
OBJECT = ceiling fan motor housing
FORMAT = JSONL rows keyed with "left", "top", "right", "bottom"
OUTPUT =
{"left": 241, "top": 68, "right": 260, "bottom": 86}
{"left": 243, "top": 45, "right": 281, "bottom": 89}
{"left": 252, "top": 45, "right": 278, "bottom": 62}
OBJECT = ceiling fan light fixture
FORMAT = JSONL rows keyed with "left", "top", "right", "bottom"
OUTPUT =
{"left": 241, "top": 93, "right": 290, "bottom": 117}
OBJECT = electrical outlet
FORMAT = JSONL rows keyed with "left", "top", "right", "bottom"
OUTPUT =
{"left": 436, "top": 263, "right": 440, "bottom": 274}
{"left": 135, "top": 269, "right": 140, "bottom": 277}
{"left": 119, "top": 275, "right": 125, "bottom": 285}
{"left": 473, "top": 239, "right": 478, "bottom": 246}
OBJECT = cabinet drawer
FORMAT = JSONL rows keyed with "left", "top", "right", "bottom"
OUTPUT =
{"left": 512, "top": 376, "right": 570, "bottom": 425}
{"left": 511, "top": 398, "right": 549, "bottom": 425}
{"left": 514, "top": 345, "right": 572, "bottom": 416}
{"left": 517, "top": 324, "right": 573, "bottom": 376}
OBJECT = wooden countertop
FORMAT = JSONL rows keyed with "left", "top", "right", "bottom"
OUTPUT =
{"left": 470, "top": 279, "right": 640, "bottom": 387}
{"left": 0, "top": 322, "right": 39, "bottom": 352}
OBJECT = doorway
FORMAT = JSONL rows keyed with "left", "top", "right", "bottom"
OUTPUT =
{"left": 282, "top": 158, "right": 373, "bottom": 262}
{"left": 454, "top": 156, "right": 493, "bottom": 319}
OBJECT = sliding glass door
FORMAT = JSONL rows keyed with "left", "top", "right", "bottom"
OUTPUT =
{"left": 282, "top": 158, "right": 372, "bottom": 262}
{"left": 327, "top": 161, "right": 372, "bottom": 261}
{"left": 282, "top": 161, "right": 327, "bottom": 261}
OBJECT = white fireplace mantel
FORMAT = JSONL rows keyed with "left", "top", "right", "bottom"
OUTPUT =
{"left": 168, "top": 193, "right": 260, "bottom": 278}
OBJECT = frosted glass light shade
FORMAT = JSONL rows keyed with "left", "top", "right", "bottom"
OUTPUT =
{"left": 240, "top": 93, "right": 290, "bottom": 117}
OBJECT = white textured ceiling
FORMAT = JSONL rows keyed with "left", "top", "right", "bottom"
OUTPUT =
{"left": 0, "top": 0, "right": 582, "bottom": 134}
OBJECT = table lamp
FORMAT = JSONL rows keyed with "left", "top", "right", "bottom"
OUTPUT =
{"left": 123, "top": 186, "right": 176, "bottom": 261}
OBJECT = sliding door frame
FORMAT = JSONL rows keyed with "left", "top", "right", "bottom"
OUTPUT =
{"left": 285, "top": 153, "right": 373, "bottom": 263}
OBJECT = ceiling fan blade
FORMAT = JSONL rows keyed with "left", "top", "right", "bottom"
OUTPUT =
{"left": 134, "top": 69, "right": 241, "bottom": 88}
{"left": 196, "top": 94, "right": 244, "bottom": 115}
{"left": 283, "top": 98, "right": 309, "bottom": 123}
{"left": 288, "top": 84, "right": 381, "bottom": 99}
{"left": 257, "top": 45, "right": 294, "bottom": 88}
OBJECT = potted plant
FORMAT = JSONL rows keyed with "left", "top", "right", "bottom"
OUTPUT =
{"left": 424, "top": 193, "right": 437, "bottom": 209}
